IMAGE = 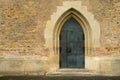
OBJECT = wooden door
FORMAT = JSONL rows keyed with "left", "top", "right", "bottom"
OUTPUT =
{"left": 60, "top": 17, "right": 84, "bottom": 68}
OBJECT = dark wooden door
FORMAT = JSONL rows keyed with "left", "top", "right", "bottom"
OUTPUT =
{"left": 60, "top": 17, "right": 84, "bottom": 68}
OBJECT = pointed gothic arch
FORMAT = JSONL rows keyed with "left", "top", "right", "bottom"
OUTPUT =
{"left": 45, "top": 1, "right": 100, "bottom": 74}
{"left": 53, "top": 8, "right": 92, "bottom": 57}
{"left": 52, "top": 8, "right": 92, "bottom": 69}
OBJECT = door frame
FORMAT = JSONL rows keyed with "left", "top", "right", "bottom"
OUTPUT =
{"left": 53, "top": 9, "right": 91, "bottom": 69}
{"left": 45, "top": 1, "right": 100, "bottom": 74}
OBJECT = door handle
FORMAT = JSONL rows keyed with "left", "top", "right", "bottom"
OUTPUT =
{"left": 66, "top": 48, "right": 71, "bottom": 53}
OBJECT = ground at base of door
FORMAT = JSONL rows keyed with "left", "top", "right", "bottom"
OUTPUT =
{"left": 0, "top": 76, "right": 120, "bottom": 80}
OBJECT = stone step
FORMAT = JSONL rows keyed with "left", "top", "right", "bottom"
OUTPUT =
{"left": 47, "top": 69, "right": 99, "bottom": 76}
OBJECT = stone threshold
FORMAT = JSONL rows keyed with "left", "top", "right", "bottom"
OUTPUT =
{"left": 47, "top": 69, "right": 119, "bottom": 77}
{"left": 47, "top": 69, "right": 98, "bottom": 76}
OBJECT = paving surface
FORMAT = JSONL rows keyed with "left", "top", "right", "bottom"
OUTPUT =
{"left": 0, "top": 76, "right": 120, "bottom": 80}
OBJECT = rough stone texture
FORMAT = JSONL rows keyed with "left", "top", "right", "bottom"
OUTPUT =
{"left": 0, "top": 0, "right": 120, "bottom": 75}
{"left": 0, "top": 0, "right": 119, "bottom": 57}
{"left": 80, "top": 0, "right": 120, "bottom": 57}
{"left": 91, "top": 0, "right": 120, "bottom": 57}
{"left": 0, "top": 0, "right": 62, "bottom": 57}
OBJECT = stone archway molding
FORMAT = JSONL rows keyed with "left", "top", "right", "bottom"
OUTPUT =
{"left": 44, "top": 1, "right": 100, "bottom": 74}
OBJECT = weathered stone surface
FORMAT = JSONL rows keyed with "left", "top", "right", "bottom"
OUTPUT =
{"left": 0, "top": 0, "right": 119, "bottom": 76}
{"left": 0, "top": 57, "right": 47, "bottom": 75}
{"left": 0, "top": 0, "right": 119, "bottom": 56}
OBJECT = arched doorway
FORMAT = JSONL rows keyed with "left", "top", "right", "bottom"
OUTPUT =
{"left": 60, "top": 17, "right": 84, "bottom": 68}
{"left": 45, "top": 1, "right": 100, "bottom": 73}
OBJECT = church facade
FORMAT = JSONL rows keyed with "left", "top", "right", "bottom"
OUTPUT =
{"left": 0, "top": 0, "right": 120, "bottom": 76}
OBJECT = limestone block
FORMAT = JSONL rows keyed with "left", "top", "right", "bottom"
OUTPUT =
{"left": 85, "top": 57, "right": 100, "bottom": 72}
{"left": 5, "top": 59, "right": 24, "bottom": 73}
{"left": 0, "top": 57, "right": 48, "bottom": 75}
{"left": 0, "top": 57, "right": 25, "bottom": 75}
{"left": 99, "top": 57, "right": 120, "bottom": 75}
{"left": 111, "top": 59, "right": 120, "bottom": 75}
{"left": 0, "top": 57, "right": 6, "bottom": 73}
{"left": 24, "top": 59, "right": 47, "bottom": 75}
{"left": 99, "top": 60, "right": 112, "bottom": 73}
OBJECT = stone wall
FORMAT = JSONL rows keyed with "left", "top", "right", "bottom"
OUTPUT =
{"left": 0, "top": 0, "right": 120, "bottom": 57}
{"left": 0, "top": 0, "right": 120, "bottom": 75}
